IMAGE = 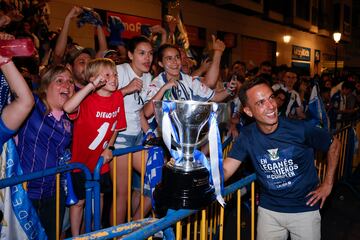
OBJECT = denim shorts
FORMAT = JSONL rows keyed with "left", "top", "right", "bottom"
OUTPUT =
{"left": 114, "top": 132, "right": 143, "bottom": 148}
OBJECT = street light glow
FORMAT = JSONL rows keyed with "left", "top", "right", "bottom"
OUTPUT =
{"left": 333, "top": 32, "right": 341, "bottom": 43}
{"left": 283, "top": 35, "right": 291, "bottom": 43}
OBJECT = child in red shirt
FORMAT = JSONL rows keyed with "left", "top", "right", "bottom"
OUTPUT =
{"left": 63, "top": 58, "right": 126, "bottom": 236}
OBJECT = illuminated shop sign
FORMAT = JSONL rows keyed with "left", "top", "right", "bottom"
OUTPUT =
{"left": 96, "top": 9, "right": 206, "bottom": 47}
{"left": 292, "top": 45, "right": 311, "bottom": 61}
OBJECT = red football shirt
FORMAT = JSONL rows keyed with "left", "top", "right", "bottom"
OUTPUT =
{"left": 70, "top": 90, "right": 126, "bottom": 173}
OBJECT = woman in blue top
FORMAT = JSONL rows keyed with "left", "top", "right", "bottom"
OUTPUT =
{"left": 17, "top": 65, "right": 74, "bottom": 240}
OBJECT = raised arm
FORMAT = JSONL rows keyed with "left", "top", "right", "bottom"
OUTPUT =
{"left": 203, "top": 35, "right": 225, "bottom": 89}
{"left": 95, "top": 25, "right": 108, "bottom": 57}
{"left": 53, "top": 6, "right": 83, "bottom": 64}
{"left": 63, "top": 75, "right": 104, "bottom": 113}
{"left": 93, "top": 9, "right": 107, "bottom": 57}
{"left": 306, "top": 137, "right": 340, "bottom": 208}
{"left": 1, "top": 57, "right": 34, "bottom": 130}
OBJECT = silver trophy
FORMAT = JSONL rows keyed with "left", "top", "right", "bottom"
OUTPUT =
{"left": 153, "top": 100, "right": 228, "bottom": 211}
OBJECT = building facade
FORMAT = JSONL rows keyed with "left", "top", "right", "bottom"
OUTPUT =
{"left": 48, "top": 0, "right": 355, "bottom": 76}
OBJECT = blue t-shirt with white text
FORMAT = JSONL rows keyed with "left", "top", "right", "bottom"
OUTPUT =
{"left": 228, "top": 117, "right": 332, "bottom": 213}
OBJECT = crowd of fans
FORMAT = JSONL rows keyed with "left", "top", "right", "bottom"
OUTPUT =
{"left": 0, "top": 2, "right": 359, "bottom": 239}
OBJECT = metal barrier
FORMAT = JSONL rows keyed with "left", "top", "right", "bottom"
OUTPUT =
{"left": 74, "top": 121, "right": 358, "bottom": 240}
{"left": 2, "top": 120, "right": 356, "bottom": 239}
{"left": 71, "top": 173, "right": 257, "bottom": 240}
{"left": 315, "top": 124, "right": 356, "bottom": 182}
{"left": 72, "top": 137, "right": 259, "bottom": 240}
{"left": 0, "top": 162, "right": 94, "bottom": 239}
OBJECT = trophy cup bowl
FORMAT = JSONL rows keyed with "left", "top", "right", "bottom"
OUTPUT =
{"left": 153, "top": 100, "right": 228, "bottom": 212}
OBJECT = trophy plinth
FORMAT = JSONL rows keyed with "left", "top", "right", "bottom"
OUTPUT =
{"left": 154, "top": 160, "right": 215, "bottom": 213}
{"left": 153, "top": 100, "right": 228, "bottom": 212}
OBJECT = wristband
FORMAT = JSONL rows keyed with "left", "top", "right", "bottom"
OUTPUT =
{"left": 108, "top": 145, "right": 115, "bottom": 151}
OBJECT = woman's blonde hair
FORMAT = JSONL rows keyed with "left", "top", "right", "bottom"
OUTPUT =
{"left": 36, "top": 65, "right": 72, "bottom": 113}
{"left": 85, "top": 58, "right": 116, "bottom": 82}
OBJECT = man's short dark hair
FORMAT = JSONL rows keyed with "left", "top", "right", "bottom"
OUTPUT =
{"left": 239, "top": 77, "right": 271, "bottom": 106}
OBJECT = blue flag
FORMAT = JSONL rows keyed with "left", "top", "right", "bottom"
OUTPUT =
{"left": 144, "top": 147, "right": 164, "bottom": 207}
{"left": 0, "top": 139, "right": 47, "bottom": 240}
{"left": 308, "top": 80, "right": 329, "bottom": 130}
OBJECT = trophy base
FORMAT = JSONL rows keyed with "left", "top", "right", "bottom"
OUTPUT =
{"left": 154, "top": 163, "right": 215, "bottom": 215}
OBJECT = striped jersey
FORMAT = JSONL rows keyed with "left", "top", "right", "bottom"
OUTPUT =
{"left": 17, "top": 95, "right": 73, "bottom": 199}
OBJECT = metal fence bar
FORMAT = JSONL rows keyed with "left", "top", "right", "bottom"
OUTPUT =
{"left": 237, "top": 189, "right": 241, "bottom": 240}
{"left": 119, "top": 174, "right": 257, "bottom": 240}
{"left": 56, "top": 173, "right": 60, "bottom": 240}
{"left": 67, "top": 218, "right": 157, "bottom": 240}
{"left": 251, "top": 182, "right": 255, "bottom": 240}
{"left": 0, "top": 162, "right": 94, "bottom": 233}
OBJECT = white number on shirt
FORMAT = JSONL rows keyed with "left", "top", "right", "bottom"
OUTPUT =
{"left": 89, "top": 122, "right": 110, "bottom": 150}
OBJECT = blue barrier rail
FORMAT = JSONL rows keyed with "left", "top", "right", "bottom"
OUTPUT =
{"left": 73, "top": 173, "right": 257, "bottom": 239}
{"left": 0, "top": 162, "right": 95, "bottom": 233}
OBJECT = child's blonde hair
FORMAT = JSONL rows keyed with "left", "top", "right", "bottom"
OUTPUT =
{"left": 85, "top": 58, "right": 116, "bottom": 82}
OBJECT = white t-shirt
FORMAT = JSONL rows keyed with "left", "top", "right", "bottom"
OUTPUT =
{"left": 145, "top": 72, "right": 214, "bottom": 102}
{"left": 116, "top": 63, "right": 152, "bottom": 135}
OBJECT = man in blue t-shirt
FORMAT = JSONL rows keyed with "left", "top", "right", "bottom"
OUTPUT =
{"left": 223, "top": 77, "right": 340, "bottom": 240}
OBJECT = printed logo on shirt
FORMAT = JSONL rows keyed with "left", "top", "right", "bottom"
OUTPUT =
{"left": 96, "top": 107, "right": 120, "bottom": 119}
{"left": 258, "top": 147, "right": 299, "bottom": 190}
{"left": 267, "top": 148, "right": 279, "bottom": 161}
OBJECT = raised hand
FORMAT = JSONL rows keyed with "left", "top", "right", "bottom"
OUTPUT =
{"left": 211, "top": 35, "right": 225, "bottom": 53}
{"left": 150, "top": 25, "right": 166, "bottom": 35}
{"left": 91, "top": 74, "right": 107, "bottom": 89}
{"left": 66, "top": 6, "right": 83, "bottom": 20}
